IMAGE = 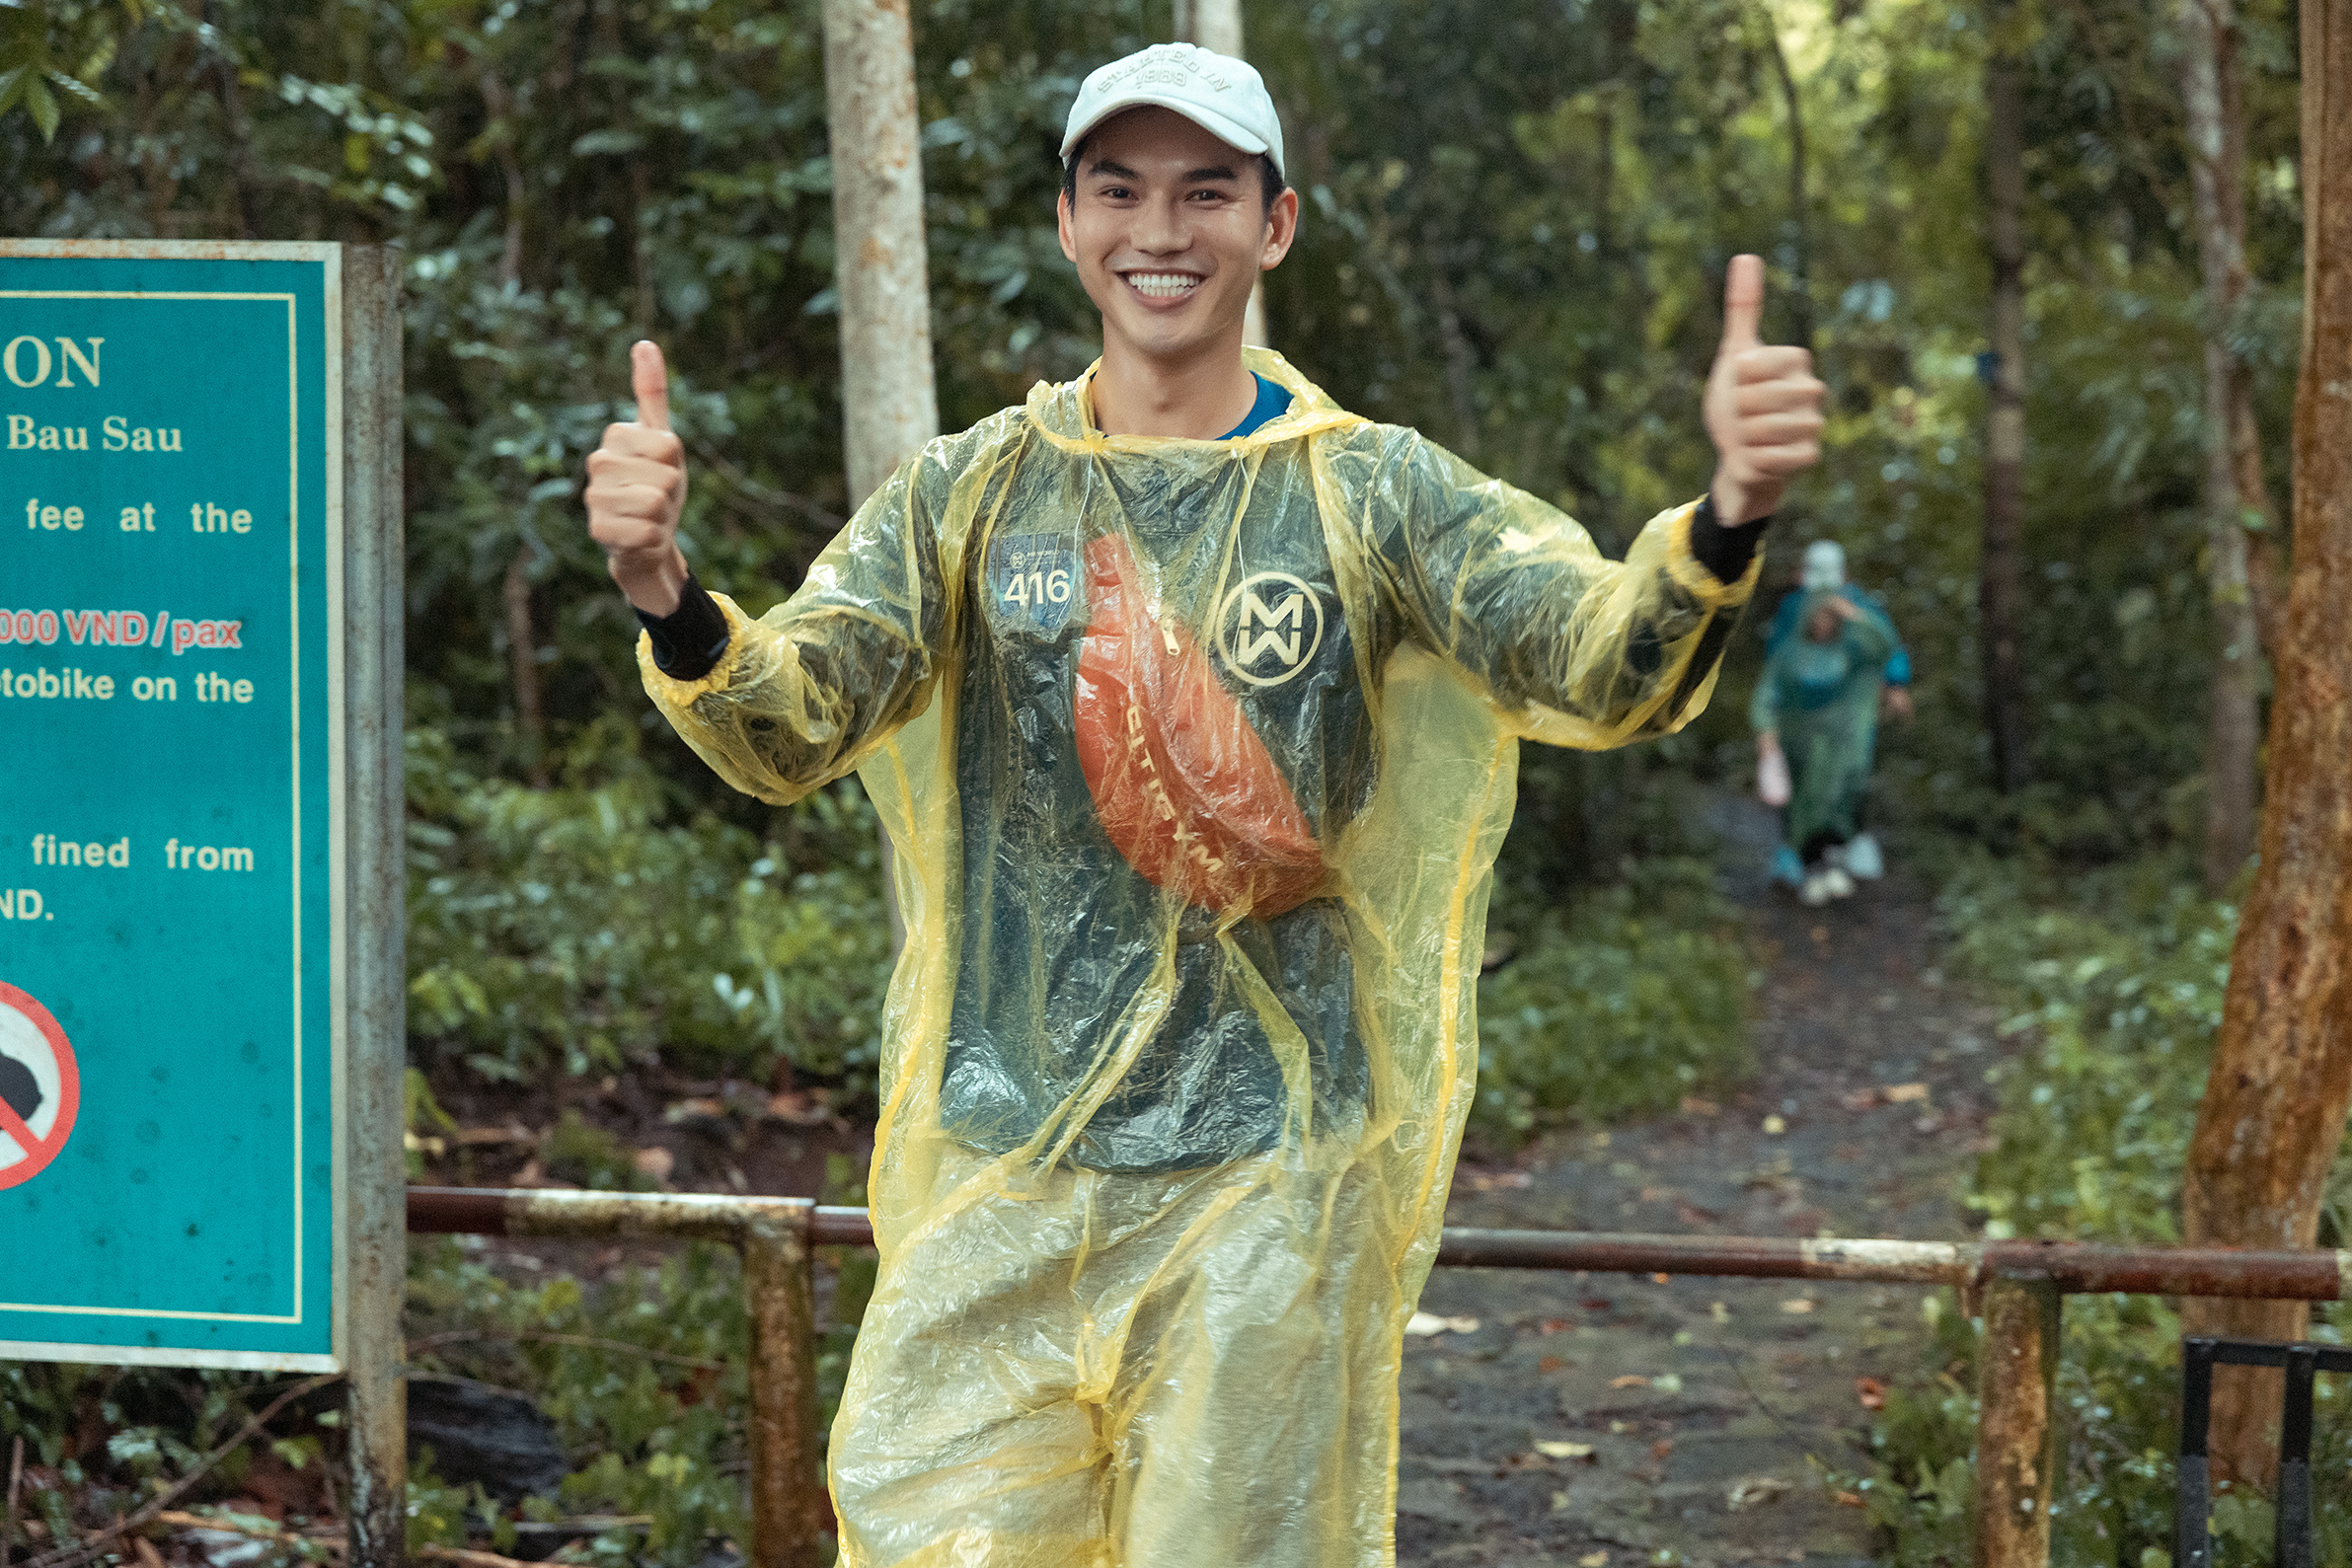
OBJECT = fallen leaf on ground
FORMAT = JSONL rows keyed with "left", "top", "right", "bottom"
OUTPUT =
{"left": 1884, "top": 1083, "right": 1931, "bottom": 1103}
{"left": 1709, "top": 1302, "right": 1731, "bottom": 1322}
{"left": 1839, "top": 1088, "right": 1880, "bottom": 1111}
{"left": 1727, "top": 1475, "right": 1794, "bottom": 1511}
{"left": 1680, "top": 1095, "right": 1720, "bottom": 1116}
{"left": 1609, "top": 1374, "right": 1650, "bottom": 1389}
{"left": 1534, "top": 1441, "right": 1596, "bottom": 1459}
{"left": 1579, "top": 1555, "right": 1610, "bottom": 1567}
{"left": 632, "top": 1146, "right": 674, "bottom": 1181}
{"left": 1650, "top": 1271, "right": 1671, "bottom": 1284}
{"left": 1651, "top": 1373, "right": 1684, "bottom": 1392}
{"left": 1579, "top": 1298, "right": 1613, "bottom": 1311}
{"left": 1856, "top": 1376, "right": 1887, "bottom": 1411}
{"left": 767, "top": 1090, "right": 832, "bottom": 1124}
{"left": 1761, "top": 1114, "right": 1787, "bottom": 1135}
{"left": 1405, "top": 1311, "right": 1480, "bottom": 1337}
{"left": 1650, "top": 1439, "right": 1674, "bottom": 1459}
{"left": 1552, "top": 1491, "right": 1574, "bottom": 1514}
{"left": 1537, "top": 1317, "right": 1572, "bottom": 1335}
{"left": 1539, "top": 1356, "right": 1568, "bottom": 1374}
{"left": 1780, "top": 1299, "right": 1815, "bottom": 1314}
{"left": 1834, "top": 1489, "right": 1866, "bottom": 1508}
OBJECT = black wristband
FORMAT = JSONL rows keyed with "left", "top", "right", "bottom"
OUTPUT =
{"left": 636, "top": 573, "right": 730, "bottom": 680}
{"left": 1691, "top": 494, "right": 1772, "bottom": 585}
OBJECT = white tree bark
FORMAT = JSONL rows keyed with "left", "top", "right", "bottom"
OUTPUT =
{"left": 821, "top": 0, "right": 941, "bottom": 508}
{"left": 1176, "top": 0, "right": 1244, "bottom": 57}
{"left": 1174, "top": 0, "right": 1268, "bottom": 347}
{"left": 821, "top": 0, "right": 939, "bottom": 952}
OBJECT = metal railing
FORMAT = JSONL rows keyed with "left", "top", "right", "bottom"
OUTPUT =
{"left": 407, "top": 1186, "right": 2352, "bottom": 1568}
{"left": 2178, "top": 1336, "right": 2352, "bottom": 1568}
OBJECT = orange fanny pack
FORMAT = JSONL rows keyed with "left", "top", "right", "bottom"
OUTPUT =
{"left": 1072, "top": 534, "right": 1327, "bottom": 920}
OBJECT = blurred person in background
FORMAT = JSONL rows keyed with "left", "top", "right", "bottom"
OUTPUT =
{"left": 1760, "top": 539, "right": 1910, "bottom": 892}
{"left": 1754, "top": 560, "right": 1902, "bottom": 906}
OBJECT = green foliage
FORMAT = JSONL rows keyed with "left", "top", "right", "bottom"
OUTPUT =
{"left": 0, "top": 0, "right": 2321, "bottom": 1551}
{"left": 0, "top": 0, "right": 140, "bottom": 144}
{"left": 0, "top": 0, "right": 2310, "bottom": 1102}
{"left": 1473, "top": 858, "right": 1753, "bottom": 1146}
{"left": 539, "top": 1109, "right": 655, "bottom": 1192}
{"left": 0, "top": 1358, "right": 344, "bottom": 1551}
{"left": 405, "top": 1237, "right": 769, "bottom": 1566}
{"left": 1945, "top": 851, "right": 2236, "bottom": 1245}
{"left": 1859, "top": 854, "right": 2352, "bottom": 1564}
{"left": 405, "top": 721, "right": 893, "bottom": 1096}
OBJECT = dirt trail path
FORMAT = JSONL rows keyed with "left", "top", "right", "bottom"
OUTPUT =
{"left": 1398, "top": 823, "right": 2005, "bottom": 1567}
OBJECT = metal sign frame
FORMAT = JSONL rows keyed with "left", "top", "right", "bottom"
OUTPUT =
{"left": 0, "top": 240, "right": 404, "bottom": 1543}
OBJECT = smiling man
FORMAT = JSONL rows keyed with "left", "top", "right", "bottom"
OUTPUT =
{"left": 585, "top": 40, "right": 1822, "bottom": 1568}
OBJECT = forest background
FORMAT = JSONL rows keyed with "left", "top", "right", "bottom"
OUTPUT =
{"left": 0, "top": 0, "right": 2319, "bottom": 1563}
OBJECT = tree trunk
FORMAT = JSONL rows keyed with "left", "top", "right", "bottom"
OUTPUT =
{"left": 478, "top": 71, "right": 527, "bottom": 288}
{"left": 820, "top": 0, "right": 941, "bottom": 508}
{"left": 2181, "top": 0, "right": 2267, "bottom": 891}
{"left": 821, "top": 0, "right": 941, "bottom": 954}
{"left": 1174, "top": 0, "right": 1268, "bottom": 347}
{"left": 1759, "top": 7, "right": 1815, "bottom": 355}
{"left": 2180, "top": 0, "right": 2352, "bottom": 1491}
{"left": 204, "top": 0, "right": 254, "bottom": 239}
{"left": 1427, "top": 257, "right": 1480, "bottom": 459}
{"left": 1980, "top": 30, "right": 2032, "bottom": 793}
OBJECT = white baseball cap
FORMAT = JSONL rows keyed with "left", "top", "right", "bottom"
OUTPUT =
{"left": 1061, "top": 43, "right": 1286, "bottom": 183}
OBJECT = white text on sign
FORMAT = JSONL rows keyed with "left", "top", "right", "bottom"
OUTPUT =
{"left": 22, "top": 499, "right": 252, "bottom": 532}
{"left": 0, "top": 667, "right": 253, "bottom": 703}
{"left": 0, "top": 609, "right": 246, "bottom": 653}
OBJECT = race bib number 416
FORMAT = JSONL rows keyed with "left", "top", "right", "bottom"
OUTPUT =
{"left": 988, "top": 532, "right": 1080, "bottom": 636}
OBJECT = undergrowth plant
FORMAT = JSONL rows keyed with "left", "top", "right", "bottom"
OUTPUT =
{"left": 1853, "top": 851, "right": 2352, "bottom": 1567}
{"left": 0, "top": 1238, "right": 872, "bottom": 1568}
{"left": 1472, "top": 856, "right": 1755, "bottom": 1148}
{"left": 404, "top": 720, "right": 894, "bottom": 1100}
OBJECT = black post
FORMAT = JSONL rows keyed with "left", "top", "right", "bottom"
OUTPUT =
{"left": 2178, "top": 1337, "right": 2218, "bottom": 1568}
{"left": 2278, "top": 1343, "right": 2318, "bottom": 1568}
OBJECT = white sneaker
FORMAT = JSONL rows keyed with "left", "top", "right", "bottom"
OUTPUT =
{"left": 1822, "top": 866, "right": 1858, "bottom": 900}
{"left": 1844, "top": 833, "right": 1885, "bottom": 880}
{"left": 1800, "top": 870, "right": 1836, "bottom": 907}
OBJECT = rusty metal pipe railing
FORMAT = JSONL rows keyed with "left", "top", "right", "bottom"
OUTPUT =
{"left": 406, "top": 1189, "right": 2352, "bottom": 1568}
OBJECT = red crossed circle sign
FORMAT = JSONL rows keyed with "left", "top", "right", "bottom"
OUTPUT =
{"left": 0, "top": 982, "right": 79, "bottom": 1191}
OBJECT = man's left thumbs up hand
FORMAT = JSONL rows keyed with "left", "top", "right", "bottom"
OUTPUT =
{"left": 1704, "top": 254, "right": 1826, "bottom": 528}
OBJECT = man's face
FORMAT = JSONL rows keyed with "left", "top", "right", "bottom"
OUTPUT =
{"left": 1057, "top": 107, "right": 1298, "bottom": 363}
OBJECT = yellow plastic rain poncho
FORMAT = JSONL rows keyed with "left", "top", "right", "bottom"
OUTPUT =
{"left": 639, "top": 349, "right": 1758, "bottom": 1567}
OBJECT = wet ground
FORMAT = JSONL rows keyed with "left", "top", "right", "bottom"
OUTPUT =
{"left": 1399, "top": 826, "right": 2005, "bottom": 1567}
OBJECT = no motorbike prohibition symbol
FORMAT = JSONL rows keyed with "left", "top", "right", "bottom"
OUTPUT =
{"left": 0, "top": 982, "right": 79, "bottom": 1190}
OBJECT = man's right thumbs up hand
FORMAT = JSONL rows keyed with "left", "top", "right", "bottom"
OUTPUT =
{"left": 1702, "top": 254, "right": 1824, "bottom": 528}
{"left": 586, "top": 340, "right": 692, "bottom": 617}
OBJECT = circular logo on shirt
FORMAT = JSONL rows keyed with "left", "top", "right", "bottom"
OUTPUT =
{"left": 1217, "top": 571, "right": 1325, "bottom": 689}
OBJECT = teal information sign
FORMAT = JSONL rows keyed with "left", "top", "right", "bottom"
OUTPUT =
{"left": 0, "top": 243, "right": 372, "bottom": 1371}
